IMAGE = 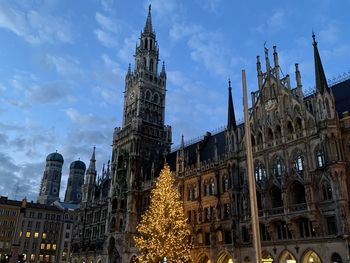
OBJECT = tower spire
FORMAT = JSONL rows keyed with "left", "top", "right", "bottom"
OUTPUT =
{"left": 88, "top": 146, "right": 96, "bottom": 173}
{"left": 227, "top": 79, "right": 237, "bottom": 131}
{"left": 313, "top": 32, "right": 329, "bottom": 94}
{"left": 144, "top": 4, "right": 153, "bottom": 34}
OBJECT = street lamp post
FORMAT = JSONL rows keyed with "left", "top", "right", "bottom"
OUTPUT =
{"left": 242, "top": 69, "right": 262, "bottom": 263}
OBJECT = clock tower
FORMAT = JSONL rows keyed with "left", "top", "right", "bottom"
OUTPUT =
{"left": 108, "top": 5, "right": 172, "bottom": 262}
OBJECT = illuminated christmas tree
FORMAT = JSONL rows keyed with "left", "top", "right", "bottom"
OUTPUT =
{"left": 134, "top": 164, "right": 192, "bottom": 263}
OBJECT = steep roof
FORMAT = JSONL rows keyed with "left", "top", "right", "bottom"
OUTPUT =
{"left": 331, "top": 78, "right": 350, "bottom": 116}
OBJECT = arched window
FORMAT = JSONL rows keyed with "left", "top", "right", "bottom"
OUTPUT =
{"left": 110, "top": 217, "right": 116, "bottom": 230}
{"left": 144, "top": 38, "right": 148, "bottom": 49}
{"left": 316, "top": 149, "right": 325, "bottom": 168}
{"left": 257, "top": 132, "right": 263, "bottom": 145}
{"left": 294, "top": 155, "right": 304, "bottom": 174}
{"left": 275, "top": 125, "right": 282, "bottom": 139}
{"left": 143, "top": 57, "right": 146, "bottom": 69}
{"left": 289, "top": 181, "right": 306, "bottom": 204}
{"left": 223, "top": 176, "right": 229, "bottom": 192}
{"left": 255, "top": 162, "right": 265, "bottom": 184}
{"left": 194, "top": 185, "right": 198, "bottom": 199}
{"left": 273, "top": 156, "right": 283, "bottom": 179}
{"left": 112, "top": 198, "right": 118, "bottom": 211}
{"left": 270, "top": 185, "right": 283, "bottom": 208}
{"left": 188, "top": 186, "right": 194, "bottom": 201}
{"left": 267, "top": 127, "right": 273, "bottom": 140}
{"left": 153, "top": 92, "right": 159, "bottom": 103}
{"left": 331, "top": 253, "right": 343, "bottom": 263}
{"left": 322, "top": 180, "right": 332, "bottom": 200}
{"left": 325, "top": 99, "right": 331, "bottom": 118}
{"left": 149, "top": 59, "right": 154, "bottom": 72}
{"left": 295, "top": 117, "right": 302, "bottom": 131}
{"left": 204, "top": 180, "right": 210, "bottom": 196}
{"left": 145, "top": 90, "right": 151, "bottom": 101}
{"left": 210, "top": 178, "right": 215, "bottom": 195}
{"left": 287, "top": 121, "right": 294, "bottom": 134}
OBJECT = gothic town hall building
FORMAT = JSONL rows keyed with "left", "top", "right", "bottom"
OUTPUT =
{"left": 70, "top": 6, "right": 350, "bottom": 263}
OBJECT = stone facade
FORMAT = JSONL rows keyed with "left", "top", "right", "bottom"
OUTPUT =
{"left": 70, "top": 147, "right": 111, "bottom": 263}
{"left": 60, "top": 7, "right": 350, "bottom": 263}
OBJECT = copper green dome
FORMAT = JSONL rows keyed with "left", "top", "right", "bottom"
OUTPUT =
{"left": 70, "top": 160, "right": 86, "bottom": 170}
{"left": 46, "top": 152, "right": 64, "bottom": 163}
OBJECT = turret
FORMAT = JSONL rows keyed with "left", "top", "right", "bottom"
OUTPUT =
{"left": 82, "top": 147, "right": 97, "bottom": 203}
{"left": 313, "top": 32, "right": 330, "bottom": 95}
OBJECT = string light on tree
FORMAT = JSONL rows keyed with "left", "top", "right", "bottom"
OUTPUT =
{"left": 134, "top": 164, "right": 192, "bottom": 263}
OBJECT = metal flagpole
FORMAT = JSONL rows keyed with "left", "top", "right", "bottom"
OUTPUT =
{"left": 242, "top": 69, "right": 262, "bottom": 263}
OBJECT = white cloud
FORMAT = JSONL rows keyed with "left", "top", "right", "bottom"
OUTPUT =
{"left": 256, "top": 10, "right": 286, "bottom": 34}
{"left": 43, "top": 54, "right": 82, "bottom": 78}
{"left": 0, "top": 2, "right": 74, "bottom": 44}
{"left": 96, "top": 12, "right": 119, "bottom": 33}
{"left": 319, "top": 22, "right": 341, "bottom": 45}
{"left": 195, "top": 0, "right": 222, "bottom": 13}
{"left": 94, "top": 29, "right": 117, "bottom": 48}
{"left": 117, "top": 32, "right": 138, "bottom": 63}
{"left": 146, "top": 0, "right": 180, "bottom": 18}
{"left": 169, "top": 23, "right": 201, "bottom": 42}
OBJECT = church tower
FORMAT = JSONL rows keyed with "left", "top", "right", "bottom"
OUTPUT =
{"left": 108, "top": 5, "right": 172, "bottom": 262}
{"left": 82, "top": 147, "right": 97, "bottom": 204}
{"left": 37, "top": 152, "right": 64, "bottom": 205}
{"left": 64, "top": 160, "right": 86, "bottom": 204}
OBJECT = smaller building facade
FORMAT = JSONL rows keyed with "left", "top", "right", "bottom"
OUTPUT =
{"left": 0, "top": 197, "right": 21, "bottom": 262}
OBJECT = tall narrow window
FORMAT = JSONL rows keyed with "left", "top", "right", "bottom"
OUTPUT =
{"left": 294, "top": 155, "right": 304, "bottom": 173}
{"left": 255, "top": 162, "right": 265, "bottom": 184}
{"left": 316, "top": 150, "right": 325, "bottom": 168}
{"left": 150, "top": 59, "right": 154, "bottom": 72}
{"left": 210, "top": 178, "right": 215, "bottom": 195}
{"left": 274, "top": 157, "right": 283, "bottom": 180}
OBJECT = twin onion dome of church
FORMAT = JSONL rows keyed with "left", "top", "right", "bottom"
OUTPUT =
{"left": 70, "top": 160, "right": 86, "bottom": 170}
{"left": 46, "top": 151, "right": 64, "bottom": 163}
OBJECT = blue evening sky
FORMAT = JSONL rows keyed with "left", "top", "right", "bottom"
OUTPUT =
{"left": 0, "top": 0, "right": 349, "bottom": 201}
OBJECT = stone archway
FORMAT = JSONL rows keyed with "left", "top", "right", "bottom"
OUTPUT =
{"left": 278, "top": 250, "right": 296, "bottom": 263}
{"left": 262, "top": 250, "right": 274, "bottom": 262}
{"left": 301, "top": 250, "right": 321, "bottom": 263}
{"left": 217, "top": 252, "right": 233, "bottom": 263}
{"left": 197, "top": 254, "right": 211, "bottom": 263}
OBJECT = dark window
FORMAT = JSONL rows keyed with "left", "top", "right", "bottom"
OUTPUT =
{"left": 322, "top": 181, "right": 332, "bottom": 200}
{"left": 327, "top": 216, "right": 337, "bottom": 235}
{"left": 204, "top": 233, "right": 210, "bottom": 246}
{"left": 224, "top": 230, "right": 232, "bottom": 244}
{"left": 299, "top": 218, "right": 316, "bottom": 238}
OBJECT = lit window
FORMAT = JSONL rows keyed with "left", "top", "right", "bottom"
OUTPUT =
{"left": 316, "top": 150, "right": 325, "bottom": 168}
{"left": 30, "top": 254, "right": 35, "bottom": 261}
{"left": 39, "top": 255, "right": 43, "bottom": 261}
{"left": 45, "top": 255, "right": 50, "bottom": 262}
{"left": 34, "top": 232, "right": 39, "bottom": 238}
{"left": 274, "top": 157, "right": 283, "bottom": 179}
{"left": 26, "top": 232, "right": 31, "bottom": 238}
{"left": 295, "top": 155, "right": 304, "bottom": 173}
{"left": 40, "top": 243, "right": 45, "bottom": 250}
{"left": 52, "top": 244, "right": 56, "bottom": 250}
{"left": 42, "top": 233, "right": 46, "bottom": 239}
{"left": 46, "top": 244, "right": 51, "bottom": 250}
{"left": 19, "top": 231, "right": 22, "bottom": 237}
{"left": 255, "top": 162, "right": 265, "bottom": 183}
